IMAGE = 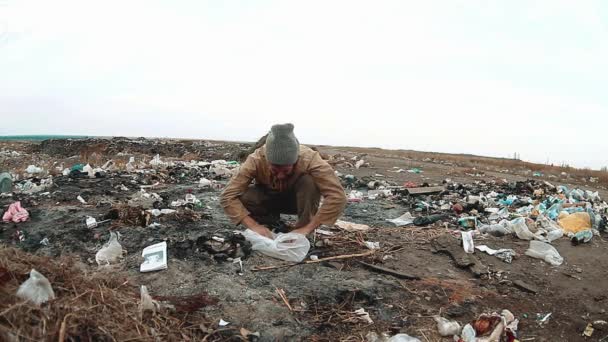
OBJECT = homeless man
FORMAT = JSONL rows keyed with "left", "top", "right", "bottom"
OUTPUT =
{"left": 220, "top": 123, "right": 347, "bottom": 238}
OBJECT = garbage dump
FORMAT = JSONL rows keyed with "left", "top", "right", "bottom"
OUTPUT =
{"left": 1, "top": 137, "right": 606, "bottom": 341}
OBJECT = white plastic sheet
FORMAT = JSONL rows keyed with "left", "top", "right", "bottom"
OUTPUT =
{"left": 525, "top": 240, "right": 563, "bottom": 266}
{"left": 387, "top": 212, "right": 415, "bottom": 227}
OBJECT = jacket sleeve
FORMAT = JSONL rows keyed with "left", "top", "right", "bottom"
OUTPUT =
{"left": 220, "top": 155, "right": 257, "bottom": 225}
{"left": 308, "top": 151, "right": 347, "bottom": 225}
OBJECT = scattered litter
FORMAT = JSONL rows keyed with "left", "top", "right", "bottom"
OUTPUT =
{"left": 387, "top": 334, "right": 421, "bottom": 342}
{"left": 219, "top": 319, "right": 230, "bottom": 327}
{"left": 77, "top": 195, "right": 87, "bottom": 204}
{"left": 538, "top": 312, "right": 552, "bottom": 325}
{"left": 309, "top": 255, "right": 319, "bottom": 261}
{"left": 335, "top": 220, "right": 370, "bottom": 232}
{"left": 413, "top": 214, "right": 447, "bottom": 226}
{"left": 139, "top": 285, "right": 160, "bottom": 315}
{"left": 461, "top": 231, "right": 475, "bottom": 254}
{"left": 458, "top": 216, "right": 477, "bottom": 229}
{"left": 140, "top": 241, "right": 168, "bottom": 272}
{"left": 387, "top": 212, "right": 415, "bottom": 227}
{"left": 86, "top": 216, "right": 98, "bottom": 228}
{"left": 233, "top": 257, "right": 244, "bottom": 274}
{"left": 571, "top": 229, "right": 593, "bottom": 245}
{"left": 199, "top": 178, "right": 212, "bottom": 188}
{"left": 2, "top": 201, "right": 29, "bottom": 223}
{"left": 16, "top": 269, "right": 55, "bottom": 305}
{"left": 355, "top": 159, "right": 365, "bottom": 169}
{"left": 348, "top": 190, "right": 364, "bottom": 203}
{"left": 25, "top": 165, "right": 43, "bottom": 174}
{"left": 434, "top": 315, "right": 461, "bottom": 336}
{"left": 147, "top": 209, "right": 177, "bottom": 217}
{"left": 525, "top": 240, "right": 563, "bottom": 266}
{"left": 39, "top": 238, "right": 50, "bottom": 246}
{"left": 461, "top": 309, "right": 518, "bottom": 342}
{"left": 315, "top": 228, "right": 335, "bottom": 236}
{"left": 95, "top": 232, "right": 124, "bottom": 266}
{"left": 354, "top": 308, "right": 373, "bottom": 324}
{"left": 475, "top": 245, "right": 516, "bottom": 263}
{"left": 364, "top": 241, "right": 380, "bottom": 250}
{"left": 583, "top": 323, "right": 594, "bottom": 337}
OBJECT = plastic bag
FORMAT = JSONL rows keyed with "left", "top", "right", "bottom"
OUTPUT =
{"left": 387, "top": 334, "right": 421, "bottom": 342}
{"left": 434, "top": 316, "right": 461, "bottom": 336}
{"left": 536, "top": 214, "right": 561, "bottom": 232}
{"left": 16, "top": 269, "right": 55, "bottom": 305}
{"left": 558, "top": 212, "right": 591, "bottom": 233}
{"left": 478, "top": 222, "right": 512, "bottom": 237}
{"left": 387, "top": 212, "right": 414, "bottom": 227}
{"left": 25, "top": 165, "right": 43, "bottom": 174}
{"left": 95, "top": 232, "right": 124, "bottom": 265}
{"left": 546, "top": 229, "right": 564, "bottom": 242}
{"left": 2, "top": 201, "right": 29, "bottom": 223}
{"left": 461, "top": 231, "right": 475, "bottom": 254}
{"left": 509, "top": 217, "right": 535, "bottom": 240}
{"left": 139, "top": 285, "right": 160, "bottom": 316}
{"left": 571, "top": 229, "right": 593, "bottom": 244}
{"left": 525, "top": 240, "right": 563, "bottom": 266}
{"left": 82, "top": 164, "right": 95, "bottom": 178}
{"left": 242, "top": 229, "right": 310, "bottom": 262}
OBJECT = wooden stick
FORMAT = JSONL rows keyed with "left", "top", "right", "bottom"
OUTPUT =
{"left": 358, "top": 261, "right": 420, "bottom": 280}
{"left": 275, "top": 288, "right": 293, "bottom": 312}
{"left": 252, "top": 250, "right": 375, "bottom": 271}
{"left": 58, "top": 313, "right": 73, "bottom": 342}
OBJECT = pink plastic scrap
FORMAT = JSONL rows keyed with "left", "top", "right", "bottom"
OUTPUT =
{"left": 2, "top": 201, "right": 29, "bottom": 223}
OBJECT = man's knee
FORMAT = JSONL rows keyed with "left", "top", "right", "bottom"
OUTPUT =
{"left": 295, "top": 174, "right": 320, "bottom": 197}
{"left": 240, "top": 186, "right": 267, "bottom": 213}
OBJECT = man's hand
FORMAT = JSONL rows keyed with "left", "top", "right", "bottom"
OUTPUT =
{"left": 242, "top": 216, "right": 274, "bottom": 238}
{"left": 290, "top": 227, "right": 312, "bottom": 236}
{"left": 250, "top": 224, "right": 274, "bottom": 238}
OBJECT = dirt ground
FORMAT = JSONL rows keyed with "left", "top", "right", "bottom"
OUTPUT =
{"left": 1, "top": 138, "right": 607, "bottom": 342}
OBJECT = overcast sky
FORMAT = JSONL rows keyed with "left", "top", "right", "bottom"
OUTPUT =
{"left": 1, "top": 1, "right": 607, "bottom": 169}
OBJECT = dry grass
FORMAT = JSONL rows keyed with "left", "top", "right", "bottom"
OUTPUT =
{"left": 0, "top": 247, "right": 239, "bottom": 342}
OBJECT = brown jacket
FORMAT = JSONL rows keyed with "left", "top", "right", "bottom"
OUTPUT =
{"left": 221, "top": 145, "right": 346, "bottom": 225}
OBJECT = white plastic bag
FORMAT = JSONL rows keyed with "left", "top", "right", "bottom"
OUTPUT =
{"left": 25, "top": 165, "right": 43, "bottom": 174}
{"left": 478, "top": 221, "right": 512, "bottom": 236}
{"left": 510, "top": 218, "right": 535, "bottom": 240}
{"left": 434, "top": 316, "right": 461, "bottom": 336}
{"left": 525, "top": 240, "right": 563, "bottom": 266}
{"left": 139, "top": 285, "right": 160, "bottom": 316}
{"left": 387, "top": 212, "right": 415, "bottom": 227}
{"left": 461, "top": 231, "right": 475, "bottom": 254}
{"left": 387, "top": 334, "right": 421, "bottom": 342}
{"left": 16, "top": 269, "right": 55, "bottom": 305}
{"left": 242, "top": 229, "right": 310, "bottom": 262}
{"left": 95, "top": 232, "right": 124, "bottom": 265}
{"left": 546, "top": 229, "right": 564, "bottom": 242}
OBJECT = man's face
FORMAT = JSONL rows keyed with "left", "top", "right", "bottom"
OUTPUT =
{"left": 270, "top": 164, "right": 295, "bottom": 180}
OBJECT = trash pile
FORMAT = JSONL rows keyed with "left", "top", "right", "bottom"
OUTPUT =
{"left": 340, "top": 175, "right": 608, "bottom": 266}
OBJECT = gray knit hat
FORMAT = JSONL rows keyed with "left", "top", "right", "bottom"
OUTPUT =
{"left": 265, "top": 123, "right": 300, "bottom": 165}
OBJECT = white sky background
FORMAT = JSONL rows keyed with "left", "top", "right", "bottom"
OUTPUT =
{"left": 1, "top": 0, "right": 607, "bottom": 169}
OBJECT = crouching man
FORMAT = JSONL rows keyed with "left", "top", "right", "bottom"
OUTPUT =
{"left": 220, "top": 123, "right": 347, "bottom": 237}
